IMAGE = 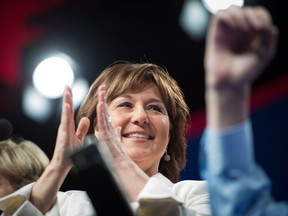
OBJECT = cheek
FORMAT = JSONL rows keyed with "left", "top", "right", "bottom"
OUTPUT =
{"left": 0, "top": 177, "right": 15, "bottom": 198}
{"left": 109, "top": 113, "right": 127, "bottom": 127}
{"left": 154, "top": 117, "right": 170, "bottom": 140}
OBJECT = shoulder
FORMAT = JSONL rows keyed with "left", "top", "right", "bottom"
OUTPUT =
{"left": 173, "top": 180, "right": 210, "bottom": 213}
{"left": 149, "top": 173, "right": 208, "bottom": 197}
{"left": 174, "top": 179, "right": 208, "bottom": 189}
{"left": 173, "top": 179, "right": 208, "bottom": 195}
{"left": 141, "top": 174, "right": 210, "bottom": 214}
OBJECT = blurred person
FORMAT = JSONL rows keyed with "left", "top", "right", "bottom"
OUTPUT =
{"left": 0, "top": 137, "right": 50, "bottom": 215}
{"left": 0, "top": 137, "right": 49, "bottom": 198}
{"left": 0, "top": 130, "right": 94, "bottom": 215}
{"left": 199, "top": 5, "right": 288, "bottom": 216}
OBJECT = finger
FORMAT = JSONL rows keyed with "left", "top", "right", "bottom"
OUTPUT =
{"left": 244, "top": 6, "right": 272, "bottom": 32}
{"left": 213, "top": 6, "right": 244, "bottom": 31}
{"left": 66, "top": 86, "right": 75, "bottom": 132}
{"left": 97, "top": 85, "right": 111, "bottom": 130}
{"left": 98, "top": 100, "right": 109, "bottom": 131}
{"left": 76, "top": 117, "right": 90, "bottom": 142}
{"left": 245, "top": 7, "right": 278, "bottom": 60}
{"left": 226, "top": 5, "right": 250, "bottom": 30}
{"left": 60, "top": 86, "right": 72, "bottom": 132}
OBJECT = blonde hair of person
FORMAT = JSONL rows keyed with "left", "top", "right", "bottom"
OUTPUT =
{"left": 0, "top": 138, "right": 50, "bottom": 190}
{"left": 76, "top": 60, "right": 190, "bottom": 182}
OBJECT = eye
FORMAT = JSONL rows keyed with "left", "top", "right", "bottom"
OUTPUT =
{"left": 147, "top": 104, "right": 163, "bottom": 113}
{"left": 117, "top": 102, "right": 132, "bottom": 108}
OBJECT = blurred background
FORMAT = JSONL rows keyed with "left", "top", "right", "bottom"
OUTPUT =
{"left": 1, "top": 0, "right": 287, "bottom": 200}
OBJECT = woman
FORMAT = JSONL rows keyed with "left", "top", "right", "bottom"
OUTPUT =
{"left": 75, "top": 61, "right": 211, "bottom": 215}
{"left": 0, "top": 138, "right": 50, "bottom": 214}
{"left": 0, "top": 138, "right": 49, "bottom": 198}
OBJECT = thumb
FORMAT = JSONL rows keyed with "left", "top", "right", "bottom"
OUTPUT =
{"left": 76, "top": 117, "right": 90, "bottom": 142}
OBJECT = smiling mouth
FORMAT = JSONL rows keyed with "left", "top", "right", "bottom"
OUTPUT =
{"left": 124, "top": 133, "right": 153, "bottom": 139}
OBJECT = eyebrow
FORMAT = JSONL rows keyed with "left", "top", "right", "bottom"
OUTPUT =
{"left": 114, "top": 94, "right": 164, "bottom": 104}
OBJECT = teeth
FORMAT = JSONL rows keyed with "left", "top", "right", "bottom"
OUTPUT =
{"left": 126, "top": 133, "right": 149, "bottom": 139}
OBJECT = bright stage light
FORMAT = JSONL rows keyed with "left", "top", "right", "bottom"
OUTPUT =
{"left": 33, "top": 56, "right": 74, "bottom": 99}
{"left": 71, "top": 78, "right": 89, "bottom": 109}
{"left": 180, "top": 0, "right": 209, "bottom": 40}
{"left": 22, "top": 86, "right": 53, "bottom": 122}
{"left": 202, "top": 0, "right": 244, "bottom": 14}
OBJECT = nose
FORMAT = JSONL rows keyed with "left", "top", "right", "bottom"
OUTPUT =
{"left": 131, "top": 107, "right": 149, "bottom": 125}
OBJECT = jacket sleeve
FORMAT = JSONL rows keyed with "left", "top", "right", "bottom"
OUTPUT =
{"left": 45, "top": 190, "right": 95, "bottom": 216}
{"left": 0, "top": 183, "right": 43, "bottom": 216}
{"left": 199, "top": 120, "right": 288, "bottom": 216}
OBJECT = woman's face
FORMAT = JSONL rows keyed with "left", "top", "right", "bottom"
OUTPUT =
{"left": 0, "top": 173, "right": 15, "bottom": 198}
{"left": 107, "top": 83, "right": 170, "bottom": 176}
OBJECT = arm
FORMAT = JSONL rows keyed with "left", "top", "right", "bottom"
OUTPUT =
{"left": 200, "top": 5, "right": 288, "bottom": 216}
{"left": 199, "top": 121, "right": 288, "bottom": 215}
{"left": 30, "top": 86, "right": 90, "bottom": 214}
{"left": 204, "top": 5, "right": 278, "bottom": 129}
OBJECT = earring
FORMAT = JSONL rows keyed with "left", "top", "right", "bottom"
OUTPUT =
{"left": 164, "top": 150, "right": 171, "bottom": 162}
